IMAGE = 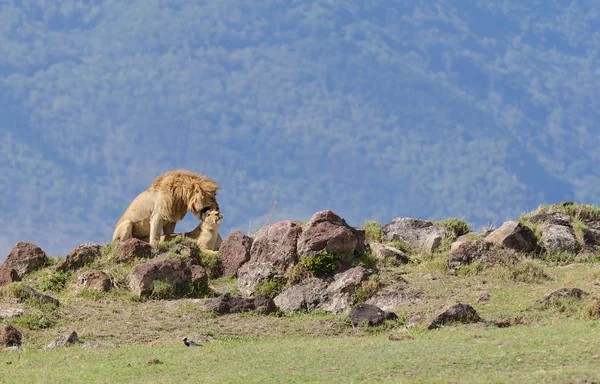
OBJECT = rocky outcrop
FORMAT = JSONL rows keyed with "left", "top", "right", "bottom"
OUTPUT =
{"left": 485, "top": 221, "right": 539, "bottom": 253}
{"left": 128, "top": 258, "right": 192, "bottom": 297}
{"left": 117, "top": 238, "right": 153, "bottom": 263}
{"left": 297, "top": 210, "right": 366, "bottom": 260}
{"left": 0, "top": 324, "right": 22, "bottom": 347}
{"left": 369, "top": 243, "right": 409, "bottom": 265}
{"left": 426, "top": 303, "right": 481, "bottom": 329}
{"left": 529, "top": 212, "right": 572, "bottom": 226}
{"left": 237, "top": 221, "right": 302, "bottom": 296}
{"left": 45, "top": 332, "right": 80, "bottom": 349}
{"left": 218, "top": 231, "right": 252, "bottom": 277}
{"left": 539, "top": 225, "right": 581, "bottom": 254}
{"left": 348, "top": 304, "right": 397, "bottom": 326}
{"left": 206, "top": 293, "right": 277, "bottom": 315}
{"left": 448, "top": 239, "right": 519, "bottom": 269}
{"left": 190, "top": 265, "right": 209, "bottom": 292}
{"left": 55, "top": 244, "right": 102, "bottom": 272}
{"left": 0, "top": 266, "right": 21, "bottom": 287}
{"left": 4, "top": 242, "right": 46, "bottom": 277}
{"left": 76, "top": 270, "right": 112, "bottom": 292}
{"left": 382, "top": 218, "right": 445, "bottom": 253}
{"left": 274, "top": 266, "right": 371, "bottom": 313}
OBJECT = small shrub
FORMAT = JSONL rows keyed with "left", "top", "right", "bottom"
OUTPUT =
{"left": 254, "top": 279, "right": 283, "bottom": 298}
{"left": 151, "top": 281, "right": 175, "bottom": 300}
{"left": 200, "top": 251, "right": 221, "bottom": 278}
{"left": 389, "top": 241, "right": 409, "bottom": 254}
{"left": 541, "top": 251, "right": 577, "bottom": 264}
{"left": 44, "top": 256, "right": 58, "bottom": 266}
{"left": 436, "top": 218, "right": 471, "bottom": 240}
{"left": 38, "top": 271, "right": 71, "bottom": 293}
{"left": 353, "top": 275, "right": 381, "bottom": 304}
{"left": 0, "top": 282, "right": 25, "bottom": 300}
{"left": 286, "top": 263, "right": 311, "bottom": 285}
{"left": 77, "top": 288, "right": 108, "bottom": 301}
{"left": 363, "top": 220, "right": 383, "bottom": 243}
{"left": 508, "top": 259, "right": 550, "bottom": 283}
{"left": 585, "top": 299, "right": 600, "bottom": 320}
{"left": 101, "top": 242, "right": 123, "bottom": 262}
{"left": 302, "top": 252, "right": 337, "bottom": 276}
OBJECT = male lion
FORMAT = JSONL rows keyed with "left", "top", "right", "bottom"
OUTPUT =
{"left": 140, "top": 210, "right": 223, "bottom": 252}
{"left": 112, "top": 169, "right": 220, "bottom": 245}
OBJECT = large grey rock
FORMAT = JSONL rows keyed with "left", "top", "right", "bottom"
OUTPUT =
{"left": 366, "top": 291, "right": 419, "bottom": 311}
{"left": 297, "top": 210, "right": 366, "bottom": 260}
{"left": 448, "top": 239, "right": 519, "bottom": 269}
{"left": 218, "top": 231, "right": 252, "bottom": 277}
{"left": 540, "top": 225, "right": 581, "bottom": 254}
{"left": 45, "top": 332, "right": 79, "bottom": 349}
{"left": 56, "top": 244, "right": 102, "bottom": 272}
{"left": 349, "top": 304, "right": 397, "bottom": 326}
{"left": 129, "top": 258, "right": 192, "bottom": 297}
{"left": 485, "top": 221, "right": 539, "bottom": 253}
{"left": 4, "top": 242, "right": 46, "bottom": 277}
{"left": 236, "top": 221, "right": 302, "bottom": 295}
{"left": 274, "top": 266, "right": 370, "bottom": 313}
{"left": 426, "top": 303, "right": 481, "bottom": 329}
{"left": 0, "top": 306, "right": 24, "bottom": 320}
{"left": 206, "top": 293, "right": 277, "bottom": 315}
{"left": 382, "top": 218, "right": 445, "bottom": 253}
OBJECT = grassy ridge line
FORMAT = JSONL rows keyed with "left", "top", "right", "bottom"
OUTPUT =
{"left": 1, "top": 322, "right": 600, "bottom": 383}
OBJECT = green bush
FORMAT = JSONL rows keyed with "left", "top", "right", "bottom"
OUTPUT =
{"left": 254, "top": 279, "right": 283, "bottom": 298}
{"left": 151, "top": 281, "right": 175, "bottom": 300}
{"left": 13, "top": 298, "right": 59, "bottom": 330}
{"left": 38, "top": 271, "right": 71, "bottom": 293}
{"left": 200, "top": 251, "right": 221, "bottom": 278}
{"left": 363, "top": 220, "right": 383, "bottom": 243}
{"left": 302, "top": 252, "right": 337, "bottom": 276}
{"left": 436, "top": 218, "right": 471, "bottom": 240}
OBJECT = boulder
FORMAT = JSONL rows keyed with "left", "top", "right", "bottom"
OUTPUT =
{"left": 218, "top": 231, "right": 252, "bottom": 277}
{"left": 349, "top": 304, "right": 397, "bottom": 326}
{"left": 485, "top": 221, "right": 539, "bottom": 253}
{"left": 45, "top": 332, "right": 80, "bottom": 349}
{"left": 426, "top": 303, "right": 481, "bottom": 329}
{"left": 76, "top": 270, "right": 112, "bottom": 292}
{"left": 4, "top": 242, "right": 46, "bottom": 277}
{"left": 529, "top": 212, "right": 571, "bottom": 226}
{"left": 56, "top": 244, "right": 102, "bottom": 272}
{"left": 0, "top": 324, "right": 22, "bottom": 347}
{"left": 382, "top": 218, "right": 445, "bottom": 253}
{"left": 297, "top": 210, "right": 366, "bottom": 260}
{"left": 539, "top": 225, "right": 581, "bottom": 254}
{"left": 0, "top": 266, "right": 21, "bottom": 287}
{"left": 448, "top": 239, "right": 518, "bottom": 269}
{"left": 369, "top": 243, "right": 409, "bottom": 265}
{"left": 0, "top": 306, "right": 24, "bottom": 320}
{"left": 128, "top": 258, "right": 192, "bottom": 297}
{"left": 206, "top": 293, "right": 277, "bottom": 315}
{"left": 274, "top": 266, "right": 370, "bottom": 313}
{"left": 190, "top": 265, "right": 209, "bottom": 291}
{"left": 366, "top": 291, "right": 419, "bottom": 311}
{"left": 117, "top": 238, "right": 153, "bottom": 262}
{"left": 21, "top": 285, "right": 60, "bottom": 306}
{"left": 237, "top": 221, "right": 302, "bottom": 295}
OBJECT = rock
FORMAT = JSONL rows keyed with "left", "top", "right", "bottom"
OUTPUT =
{"left": 205, "top": 293, "right": 277, "bottom": 315}
{"left": 382, "top": 218, "right": 445, "bottom": 253}
{"left": 82, "top": 341, "right": 120, "bottom": 349}
{"left": 45, "top": 332, "right": 79, "bottom": 349}
{"left": 274, "top": 266, "right": 370, "bottom": 313}
{"left": 0, "top": 266, "right": 21, "bottom": 287}
{"left": 426, "top": 303, "right": 481, "bottom": 329}
{"left": 0, "top": 306, "right": 24, "bottom": 320}
{"left": 236, "top": 221, "right": 302, "bottom": 295}
{"left": 190, "top": 265, "right": 209, "bottom": 291}
{"left": 117, "top": 238, "right": 153, "bottom": 262}
{"left": 349, "top": 304, "right": 392, "bottom": 326}
{"left": 478, "top": 292, "right": 491, "bottom": 302}
{"left": 128, "top": 258, "right": 192, "bottom": 297}
{"left": 0, "top": 324, "right": 22, "bottom": 347}
{"left": 55, "top": 244, "right": 102, "bottom": 272}
{"left": 369, "top": 243, "right": 409, "bottom": 265}
{"left": 535, "top": 288, "right": 588, "bottom": 306}
{"left": 218, "top": 231, "right": 253, "bottom": 277}
{"left": 540, "top": 225, "right": 581, "bottom": 254}
{"left": 448, "top": 239, "right": 519, "bottom": 269}
{"left": 4, "top": 242, "right": 46, "bottom": 277}
{"left": 485, "top": 221, "right": 539, "bottom": 253}
{"left": 21, "top": 285, "right": 60, "bottom": 306}
{"left": 163, "top": 243, "right": 202, "bottom": 266}
{"left": 76, "top": 270, "right": 112, "bottom": 292}
{"left": 320, "top": 266, "right": 371, "bottom": 313}
{"left": 297, "top": 210, "right": 366, "bottom": 260}
{"left": 529, "top": 212, "right": 572, "bottom": 226}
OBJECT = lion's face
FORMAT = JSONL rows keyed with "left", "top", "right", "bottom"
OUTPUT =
{"left": 191, "top": 191, "right": 219, "bottom": 220}
{"left": 201, "top": 210, "right": 223, "bottom": 230}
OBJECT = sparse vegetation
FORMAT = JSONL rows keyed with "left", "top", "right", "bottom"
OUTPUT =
{"left": 353, "top": 275, "right": 381, "bottom": 303}
{"left": 301, "top": 252, "right": 337, "bottom": 276}
{"left": 436, "top": 218, "right": 471, "bottom": 240}
{"left": 363, "top": 220, "right": 383, "bottom": 243}
{"left": 38, "top": 270, "right": 71, "bottom": 293}
{"left": 254, "top": 279, "right": 284, "bottom": 298}
{"left": 151, "top": 281, "right": 176, "bottom": 300}
{"left": 200, "top": 251, "right": 221, "bottom": 278}
{"left": 506, "top": 259, "right": 550, "bottom": 283}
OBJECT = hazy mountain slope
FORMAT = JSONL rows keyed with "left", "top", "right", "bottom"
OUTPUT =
{"left": 0, "top": 1, "right": 598, "bottom": 258}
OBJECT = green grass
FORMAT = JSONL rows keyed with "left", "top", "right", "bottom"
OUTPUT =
{"left": 2, "top": 322, "right": 600, "bottom": 383}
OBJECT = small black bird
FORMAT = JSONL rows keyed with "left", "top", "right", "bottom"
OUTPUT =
{"left": 182, "top": 337, "right": 200, "bottom": 347}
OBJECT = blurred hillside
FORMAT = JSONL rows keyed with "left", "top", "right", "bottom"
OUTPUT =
{"left": 1, "top": 1, "right": 599, "bottom": 258}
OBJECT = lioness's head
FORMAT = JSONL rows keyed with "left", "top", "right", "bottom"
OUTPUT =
{"left": 201, "top": 210, "right": 223, "bottom": 230}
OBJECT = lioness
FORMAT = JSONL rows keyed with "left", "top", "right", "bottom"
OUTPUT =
{"left": 112, "top": 169, "right": 220, "bottom": 245}
{"left": 141, "top": 210, "right": 223, "bottom": 252}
